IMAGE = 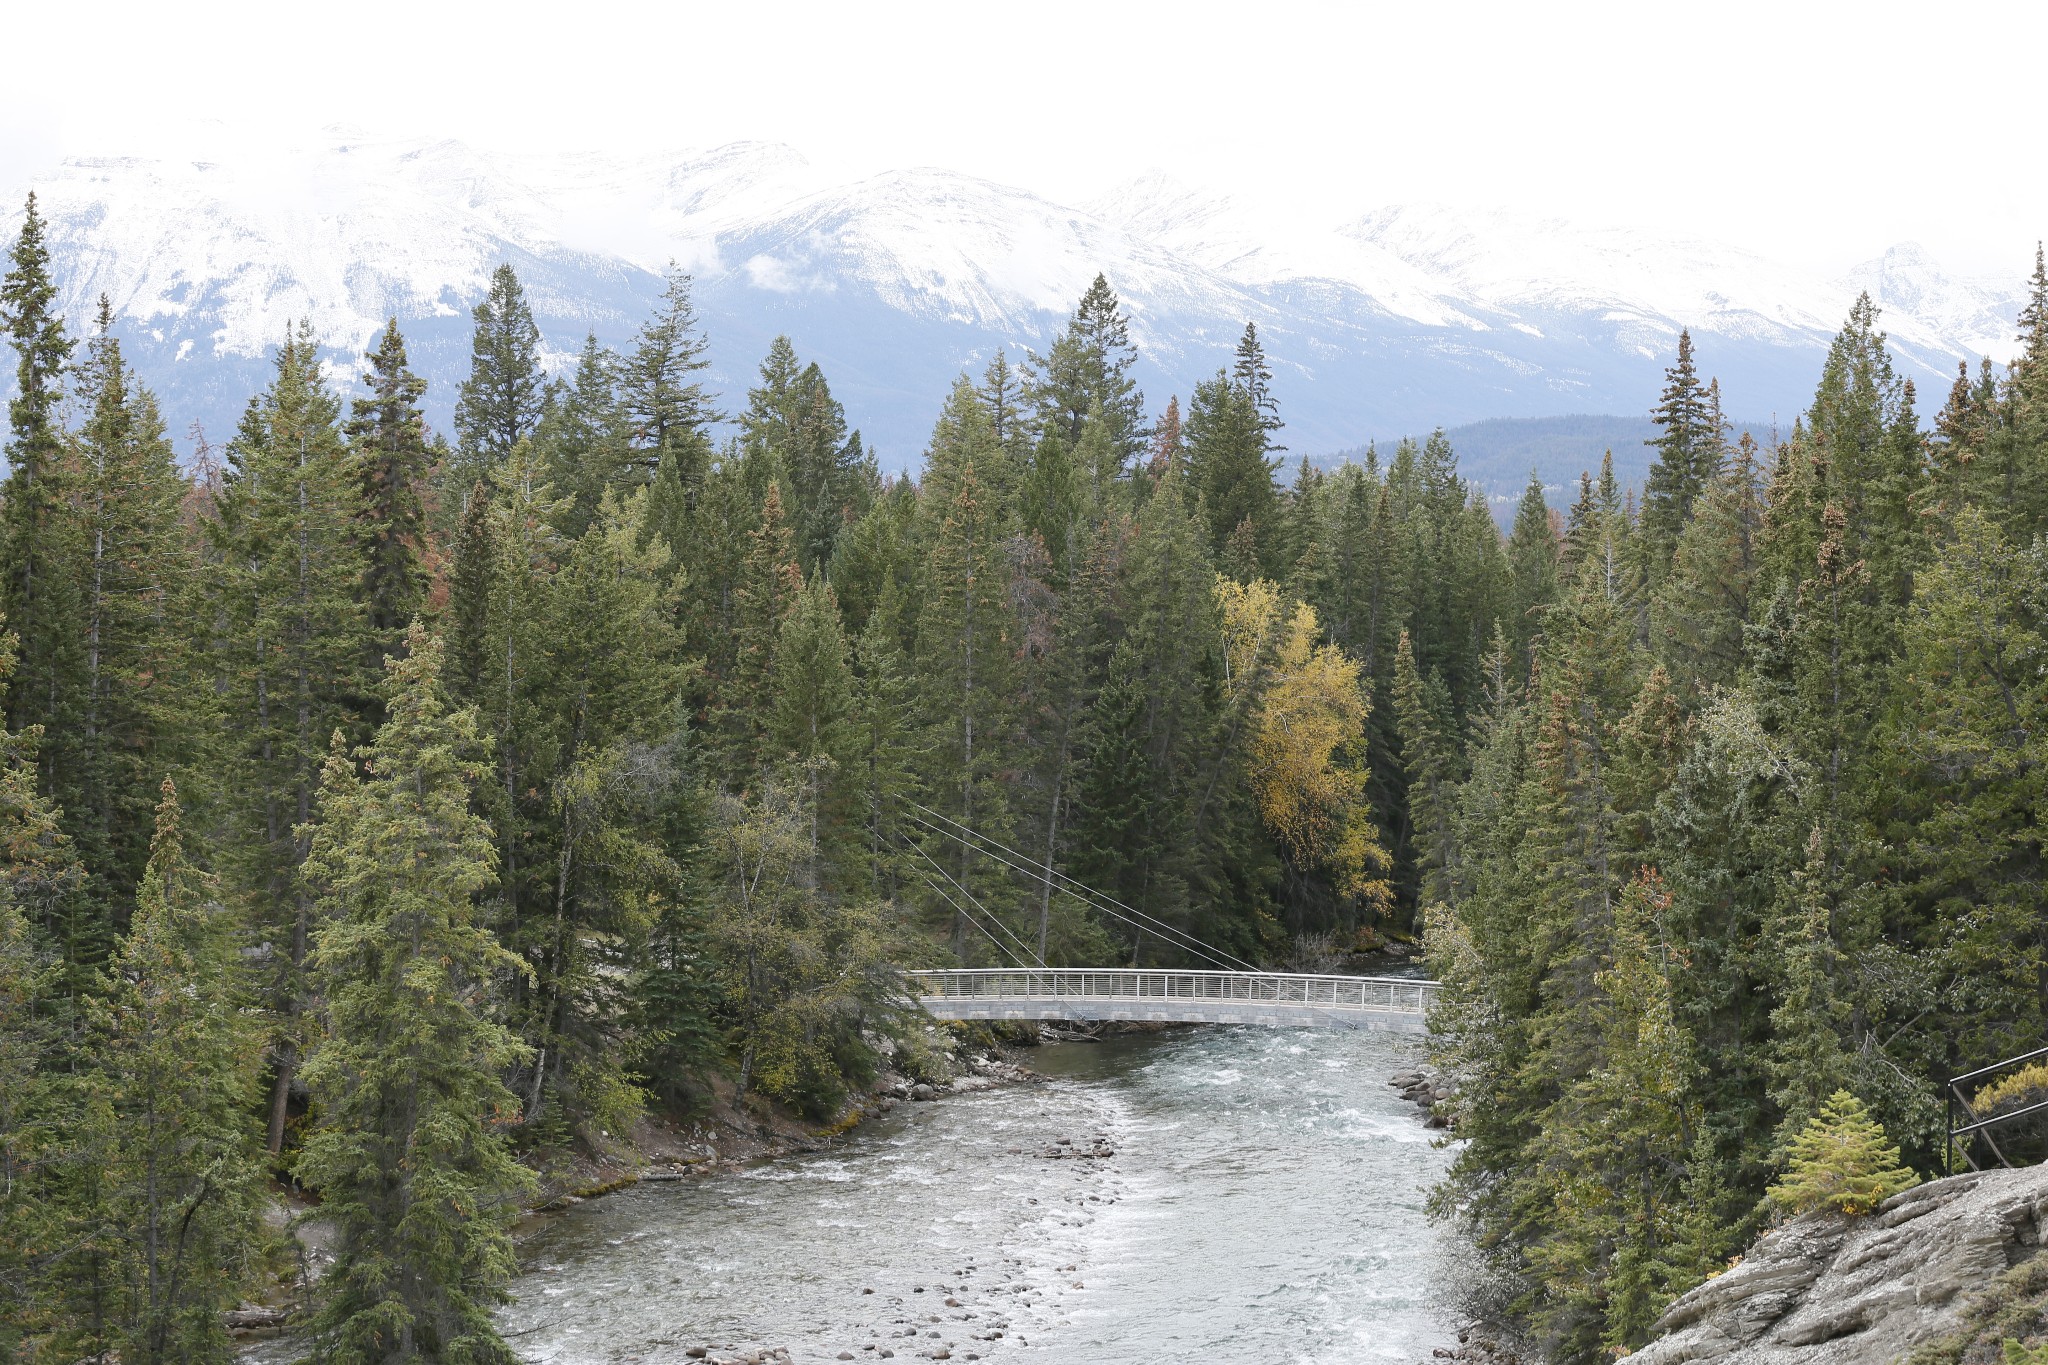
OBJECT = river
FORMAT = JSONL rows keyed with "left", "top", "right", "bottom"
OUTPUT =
{"left": 485, "top": 1025, "right": 1465, "bottom": 1364}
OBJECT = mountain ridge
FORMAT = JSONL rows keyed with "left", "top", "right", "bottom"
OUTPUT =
{"left": 2, "top": 135, "right": 2028, "bottom": 471}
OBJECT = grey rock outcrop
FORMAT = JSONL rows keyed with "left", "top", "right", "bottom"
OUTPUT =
{"left": 1620, "top": 1166, "right": 2048, "bottom": 1365}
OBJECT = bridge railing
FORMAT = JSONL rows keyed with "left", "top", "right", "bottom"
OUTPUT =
{"left": 907, "top": 968, "right": 1438, "bottom": 1016}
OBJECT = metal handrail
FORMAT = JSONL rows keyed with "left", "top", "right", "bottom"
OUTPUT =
{"left": 1946, "top": 1045, "right": 2048, "bottom": 1171}
{"left": 905, "top": 968, "right": 1438, "bottom": 1014}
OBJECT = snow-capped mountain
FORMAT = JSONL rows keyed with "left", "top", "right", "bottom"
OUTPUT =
{"left": 2, "top": 135, "right": 2030, "bottom": 470}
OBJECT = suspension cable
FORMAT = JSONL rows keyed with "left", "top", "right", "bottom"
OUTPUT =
{"left": 901, "top": 852, "right": 1031, "bottom": 969}
{"left": 903, "top": 801, "right": 1258, "bottom": 972}
{"left": 899, "top": 835, "right": 1046, "bottom": 967}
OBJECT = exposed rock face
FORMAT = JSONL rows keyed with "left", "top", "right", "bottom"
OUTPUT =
{"left": 1620, "top": 1167, "right": 2048, "bottom": 1365}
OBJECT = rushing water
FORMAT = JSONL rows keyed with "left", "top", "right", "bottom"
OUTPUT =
{"left": 486, "top": 1026, "right": 1463, "bottom": 1364}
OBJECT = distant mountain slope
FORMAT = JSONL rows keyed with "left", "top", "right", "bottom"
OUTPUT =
{"left": 1, "top": 137, "right": 2026, "bottom": 469}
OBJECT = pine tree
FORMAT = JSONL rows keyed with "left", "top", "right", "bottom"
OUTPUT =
{"left": 1766, "top": 1089, "right": 1918, "bottom": 1216}
{"left": 346, "top": 318, "right": 433, "bottom": 665}
{"left": 209, "top": 321, "right": 374, "bottom": 1153}
{"left": 743, "top": 340, "right": 870, "bottom": 573}
{"left": 1027, "top": 274, "right": 1147, "bottom": 466}
{"left": 85, "top": 780, "right": 260, "bottom": 1365}
{"left": 618, "top": 264, "right": 715, "bottom": 491}
{"left": 445, "top": 483, "right": 495, "bottom": 706}
{"left": 1184, "top": 371, "right": 1276, "bottom": 571}
{"left": 297, "top": 626, "right": 534, "bottom": 1364}
{"left": 0, "top": 193, "right": 85, "bottom": 864}
{"left": 1651, "top": 431, "right": 1765, "bottom": 696}
{"left": 914, "top": 464, "right": 1022, "bottom": 961}
{"left": 452, "top": 263, "right": 544, "bottom": 481}
{"left": 726, "top": 484, "right": 804, "bottom": 775}
{"left": 1394, "top": 630, "right": 1457, "bottom": 907}
{"left": 67, "top": 301, "right": 203, "bottom": 937}
{"left": 534, "top": 333, "right": 633, "bottom": 538}
{"left": 978, "top": 349, "right": 1031, "bottom": 462}
{"left": 0, "top": 623, "right": 82, "bottom": 1353}
{"left": 1641, "top": 330, "right": 1725, "bottom": 580}
{"left": 1231, "top": 322, "right": 1283, "bottom": 448}
{"left": 768, "top": 572, "right": 857, "bottom": 884}
{"left": 1504, "top": 473, "right": 1559, "bottom": 670}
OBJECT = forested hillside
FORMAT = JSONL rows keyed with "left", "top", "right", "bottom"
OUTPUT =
{"left": 3, "top": 176, "right": 2047, "bottom": 1364}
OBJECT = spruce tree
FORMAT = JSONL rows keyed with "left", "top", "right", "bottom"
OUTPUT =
{"left": 1504, "top": 472, "right": 1559, "bottom": 670}
{"left": 534, "top": 333, "right": 634, "bottom": 538}
{"left": 0, "top": 623, "right": 81, "bottom": 1352}
{"left": 1766, "top": 1089, "right": 1917, "bottom": 1216}
{"left": 85, "top": 780, "right": 260, "bottom": 1365}
{"left": 67, "top": 301, "right": 203, "bottom": 936}
{"left": 347, "top": 318, "right": 433, "bottom": 665}
{"left": 1184, "top": 370, "right": 1277, "bottom": 571}
{"left": 1028, "top": 274, "right": 1147, "bottom": 465}
{"left": 1641, "top": 330, "right": 1724, "bottom": 580}
{"left": 0, "top": 192, "right": 85, "bottom": 866}
{"left": 452, "top": 263, "right": 544, "bottom": 481}
{"left": 209, "top": 321, "right": 374, "bottom": 1152}
{"left": 1231, "top": 321, "right": 1283, "bottom": 448}
{"left": 619, "top": 264, "right": 715, "bottom": 489}
{"left": 767, "top": 572, "right": 857, "bottom": 883}
{"left": 914, "top": 463, "right": 1023, "bottom": 961}
{"left": 296, "top": 626, "right": 534, "bottom": 1364}
{"left": 1393, "top": 630, "right": 1457, "bottom": 907}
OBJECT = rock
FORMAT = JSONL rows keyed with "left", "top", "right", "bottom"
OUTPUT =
{"left": 1620, "top": 1166, "right": 2048, "bottom": 1365}
{"left": 839, "top": 1354, "right": 855, "bottom": 1360}
{"left": 911, "top": 1084, "right": 937, "bottom": 1101}
{"left": 945, "top": 1297, "right": 962, "bottom": 1306}
{"left": 224, "top": 1306, "right": 288, "bottom": 1331}
{"left": 686, "top": 1350, "right": 708, "bottom": 1360}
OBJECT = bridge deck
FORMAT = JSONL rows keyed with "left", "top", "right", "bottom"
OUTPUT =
{"left": 909, "top": 968, "right": 1436, "bottom": 1033}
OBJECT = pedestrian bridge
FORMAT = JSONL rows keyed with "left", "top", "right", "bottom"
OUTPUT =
{"left": 909, "top": 968, "right": 1438, "bottom": 1033}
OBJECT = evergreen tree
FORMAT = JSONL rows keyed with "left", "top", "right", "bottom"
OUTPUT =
{"left": 297, "top": 627, "right": 534, "bottom": 1364}
{"left": 452, "top": 263, "right": 544, "bottom": 481}
{"left": 1393, "top": 630, "right": 1457, "bottom": 907}
{"left": 347, "top": 318, "right": 433, "bottom": 664}
{"left": 1766, "top": 1089, "right": 1918, "bottom": 1216}
{"left": 618, "top": 264, "right": 715, "bottom": 491}
{"left": 1504, "top": 473, "right": 1559, "bottom": 670}
{"left": 1231, "top": 321, "right": 1283, "bottom": 448}
{"left": 1028, "top": 274, "right": 1147, "bottom": 466}
{"left": 1641, "top": 330, "right": 1725, "bottom": 580}
{"left": 0, "top": 193, "right": 85, "bottom": 864}
{"left": 1183, "top": 370, "right": 1276, "bottom": 572}
{"left": 533, "top": 333, "right": 632, "bottom": 539}
{"left": 0, "top": 624, "right": 83, "bottom": 1353}
{"left": 209, "top": 322, "right": 374, "bottom": 1153}
{"left": 66, "top": 301, "right": 202, "bottom": 937}
{"left": 743, "top": 339, "right": 871, "bottom": 573}
{"left": 768, "top": 572, "right": 858, "bottom": 883}
{"left": 914, "top": 463, "right": 1023, "bottom": 961}
{"left": 83, "top": 780, "right": 260, "bottom": 1365}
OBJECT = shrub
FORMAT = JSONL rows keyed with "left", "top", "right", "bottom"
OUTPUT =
{"left": 1974, "top": 1063, "right": 2048, "bottom": 1117}
{"left": 1767, "top": 1089, "right": 1921, "bottom": 1216}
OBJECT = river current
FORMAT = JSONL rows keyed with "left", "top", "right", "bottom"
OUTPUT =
{"left": 493, "top": 1026, "right": 1463, "bottom": 1364}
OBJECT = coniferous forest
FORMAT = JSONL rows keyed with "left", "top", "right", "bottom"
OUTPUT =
{"left": 4, "top": 177, "right": 2048, "bottom": 1362}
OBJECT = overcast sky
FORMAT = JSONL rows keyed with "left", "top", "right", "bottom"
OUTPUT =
{"left": 2, "top": 0, "right": 2041, "bottom": 280}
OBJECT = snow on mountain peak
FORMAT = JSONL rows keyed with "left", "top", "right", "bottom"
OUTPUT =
{"left": 0, "top": 136, "right": 2031, "bottom": 462}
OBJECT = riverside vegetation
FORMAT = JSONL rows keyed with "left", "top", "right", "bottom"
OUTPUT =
{"left": 1, "top": 179, "right": 2047, "bottom": 1361}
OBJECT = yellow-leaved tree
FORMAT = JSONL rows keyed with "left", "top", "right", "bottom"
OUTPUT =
{"left": 1215, "top": 577, "right": 1393, "bottom": 917}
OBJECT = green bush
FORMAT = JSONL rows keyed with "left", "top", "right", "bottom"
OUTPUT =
{"left": 1767, "top": 1089, "right": 1920, "bottom": 1216}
